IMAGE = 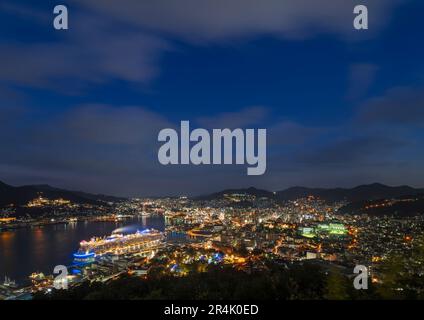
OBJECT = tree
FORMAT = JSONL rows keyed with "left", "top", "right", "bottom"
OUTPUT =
{"left": 325, "top": 270, "right": 350, "bottom": 300}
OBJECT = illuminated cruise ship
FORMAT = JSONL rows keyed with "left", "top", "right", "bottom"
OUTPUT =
{"left": 73, "top": 229, "right": 164, "bottom": 262}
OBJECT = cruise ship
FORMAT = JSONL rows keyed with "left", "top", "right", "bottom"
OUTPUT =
{"left": 73, "top": 229, "right": 164, "bottom": 262}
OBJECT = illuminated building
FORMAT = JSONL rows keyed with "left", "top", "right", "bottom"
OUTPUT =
{"left": 26, "top": 196, "right": 72, "bottom": 208}
{"left": 301, "top": 227, "right": 316, "bottom": 238}
{"left": 328, "top": 223, "right": 347, "bottom": 235}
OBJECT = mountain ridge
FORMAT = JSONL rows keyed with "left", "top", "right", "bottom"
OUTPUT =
{"left": 195, "top": 183, "right": 424, "bottom": 202}
{"left": 0, "top": 180, "right": 126, "bottom": 207}
{"left": 2, "top": 180, "right": 424, "bottom": 207}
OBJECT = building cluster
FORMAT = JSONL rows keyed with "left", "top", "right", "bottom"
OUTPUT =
{"left": 1, "top": 192, "right": 424, "bottom": 299}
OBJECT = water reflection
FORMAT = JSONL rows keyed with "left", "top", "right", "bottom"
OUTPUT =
{"left": 0, "top": 216, "right": 165, "bottom": 284}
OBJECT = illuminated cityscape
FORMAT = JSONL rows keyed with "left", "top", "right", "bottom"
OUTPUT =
{"left": 1, "top": 186, "right": 424, "bottom": 300}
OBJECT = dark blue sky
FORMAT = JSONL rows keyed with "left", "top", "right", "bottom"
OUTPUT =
{"left": 0, "top": 0, "right": 423, "bottom": 196}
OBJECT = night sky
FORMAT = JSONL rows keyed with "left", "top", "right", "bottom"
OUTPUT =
{"left": 0, "top": 0, "right": 424, "bottom": 196}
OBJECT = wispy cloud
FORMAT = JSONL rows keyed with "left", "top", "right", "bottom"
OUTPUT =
{"left": 0, "top": 12, "right": 170, "bottom": 91}
{"left": 357, "top": 86, "right": 424, "bottom": 126}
